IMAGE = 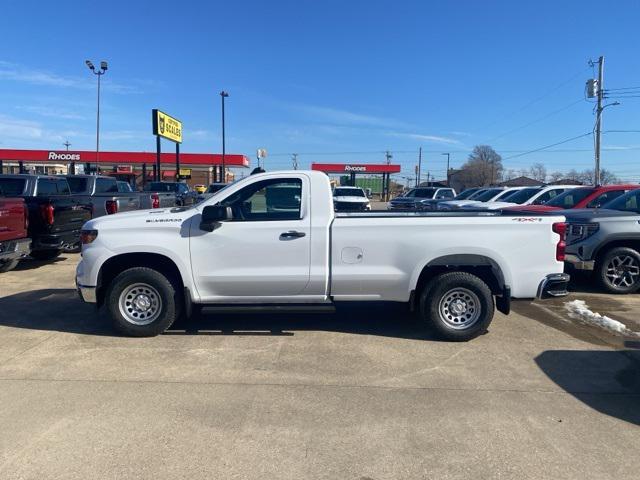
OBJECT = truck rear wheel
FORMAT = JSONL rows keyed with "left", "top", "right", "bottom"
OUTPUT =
{"left": 419, "top": 271, "right": 494, "bottom": 341}
{"left": 596, "top": 247, "right": 640, "bottom": 294}
{"left": 106, "top": 267, "right": 180, "bottom": 337}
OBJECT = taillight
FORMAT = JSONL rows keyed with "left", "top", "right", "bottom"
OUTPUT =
{"left": 105, "top": 200, "right": 118, "bottom": 215}
{"left": 151, "top": 193, "right": 160, "bottom": 209}
{"left": 80, "top": 229, "right": 98, "bottom": 244}
{"left": 40, "top": 203, "right": 54, "bottom": 226}
{"left": 553, "top": 222, "right": 566, "bottom": 262}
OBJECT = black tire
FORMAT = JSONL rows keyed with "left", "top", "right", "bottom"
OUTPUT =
{"left": 30, "top": 249, "right": 61, "bottom": 261}
{"left": 596, "top": 247, "right": 640, "bottom": 294}
{"left": 0, "top": 259, "right": 19, "bottom": 273}
{"left": 419, "top": 271, "right": 494, "bottom": 341}
{"left": 106, "top": 267, "right": 181, "bottom": 337}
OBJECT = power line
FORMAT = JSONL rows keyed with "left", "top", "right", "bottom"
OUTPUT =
{"left": 481, "top": 66, "right": 590, "bottom": 131}
{"left": 503, "top": 132, "right": 593, "bottom": 160}
{"left": 486, "top": 98, "right": 585, "bottom": 143}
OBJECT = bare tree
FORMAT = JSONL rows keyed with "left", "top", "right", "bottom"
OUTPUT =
{"left": 529, "top": 163, "right": 547, "bottom": 183}
{"left": 548, "top": 171, "right": 565, "bottom": 183}
{"left": 458, "top": 145, "right": 503, "bottom": 187}
{"left": 503, "top": 169, "right": 518, "bottom": 181}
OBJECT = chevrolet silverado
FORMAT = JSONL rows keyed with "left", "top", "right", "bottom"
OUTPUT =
{"left": 76, "top": 170, "right": 569, "bottom": 340}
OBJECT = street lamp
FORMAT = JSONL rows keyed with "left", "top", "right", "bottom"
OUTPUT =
{"left": 85, "top": 60, "right": 108, "bottom": 174}
{"left": 220, "top": 90, "right": 229, "bottom": 183}
{"left": 442, "top": 153, "right": 451, "bottom": 187}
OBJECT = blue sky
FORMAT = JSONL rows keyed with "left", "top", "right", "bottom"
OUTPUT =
{"left": 1, "top": 0, "right": 640, "bottom": 181}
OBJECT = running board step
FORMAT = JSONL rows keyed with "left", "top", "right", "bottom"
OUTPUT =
{"left": 200, "top": 304, "right": 336, "bottom": 314}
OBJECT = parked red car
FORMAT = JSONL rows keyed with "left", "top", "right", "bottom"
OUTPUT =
{"left": 0, "top": 195, "right": 31, "bottom": 272}
{"left": 504, "top": 185, "right": 639, "bottom": 213}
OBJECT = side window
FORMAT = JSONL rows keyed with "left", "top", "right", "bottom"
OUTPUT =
{"left": 221, "top": 178, "right": 302, "bottom": 221}
{"left": 95, "top": 178, "right": 118, "bottom": 193}
{"left": 534, "top": 189, "right": 563, "bottom": 205}
{"left": 435, "top": 189, "right": 453, "bottom": 199}
{"left": 443, "top": 189, "right": 454, "bottom": 198}
{"left": 36, "top": 179, "right": 58, "bottom": 196}
{"left": 587, "top": 190, "right": 625, "bottom": 208}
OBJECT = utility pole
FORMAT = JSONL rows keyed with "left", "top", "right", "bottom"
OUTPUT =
{"left": 385, "top": 150, "right": 392, "bottom": 165}
{"left": 220, "top": 91, "right": 229, "bottom": 183}
{"left": 63, "top": 140, "right": 71, "bottom": 151}
{"left": 442, "top": 152, "right": 450, "bottom": 187}
{"left": 594, "top": 55, "right": 604, "bottom": 186}
{"left": 85, "top": 60, "right": 107, "bottom": 174}
{"left": 417, "top": 147, "right": 422, "bottom": 186}
{"left": 292, "top": 153, "right": 298, "bottom": 170}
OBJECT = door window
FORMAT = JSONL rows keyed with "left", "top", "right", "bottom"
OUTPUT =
{"left": 586, "top": 190, "right": 625, "bottom": 208}
{"left": 95, "top": 178, "right": 118, "bottom": 193}
{"left": 533, "top": 189, "right": 564, "bottom": 205}
{"left": 221, "top": 178, "right": 303, "bottom": 221}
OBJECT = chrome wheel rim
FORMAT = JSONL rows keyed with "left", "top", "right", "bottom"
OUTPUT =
{"left": 438, "top": 288, "right": 481, "bottom": 329}
{"left": 118, "top": 283, "right": 162, "bottom": 325}
{"left": 605, "top": 255, "right": 640, "bottom": 288}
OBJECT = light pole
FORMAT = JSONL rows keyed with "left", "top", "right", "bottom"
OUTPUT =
{"left": 220, "top": 90, "right": 229, "bottom": 183}
{"left": 85, "top": 60, "right": 107, "bottom": 174}
{"left": 442, "top": 153, "right": 450, "bottom": 186}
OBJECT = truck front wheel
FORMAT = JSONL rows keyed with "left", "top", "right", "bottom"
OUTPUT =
{"left": 106, "top": 267, "right": 180, "bottom": 337}
{"left": 419, "top": 271, "right": 494, "bottom": 341}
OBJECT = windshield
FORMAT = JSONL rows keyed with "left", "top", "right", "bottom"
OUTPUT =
{"left": 500, "top": 187, "right": 541, "bottom": 204}
{"left": 0, "top": 178, "right": 27, "bottom": 196}
{"left": 66, "top": 177, "right": 89, "bottom": 194}
{"left": 334, "top": 188, "right": 364, "bottom": 197}
{"left": 454, "top": 188, "right": 478, "bottom": 200}
{"left": 146, "top": 182, "right": 175, "bottom": 192}
{"left": 545, "top": 187, "right": 595, "bottom": 208}
{"left": 473, "top": 188, "right": 503, "bottom": 202}
{"left": 602, "top": 190, "right": 640, "bottom": 213}
{"left": 404, "top": 188, "right": 436, "bottom": 199}
{"left": 207, "top": 183, "right": 229, "bottom": 193}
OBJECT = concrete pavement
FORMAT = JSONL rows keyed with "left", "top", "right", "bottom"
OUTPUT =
{"left": 0, "top": 254, "right": 638, "bottom": 479}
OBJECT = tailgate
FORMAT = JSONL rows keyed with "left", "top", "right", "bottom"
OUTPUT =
{"left": 117, "top": 195, "right": 141, "bottom": 212}
{"left": 0, "top": 198, "right": 27, "bottom": 242}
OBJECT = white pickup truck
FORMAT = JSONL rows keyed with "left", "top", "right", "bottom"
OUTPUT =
{"left": 76, "top": 170, "right": 569, "bottom": 341}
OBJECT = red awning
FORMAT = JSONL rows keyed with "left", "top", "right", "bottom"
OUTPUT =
{"left": 311, "top": 163, "right": 401, "bottom": 174}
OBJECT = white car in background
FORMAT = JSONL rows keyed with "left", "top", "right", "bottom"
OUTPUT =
{"left": 438, "top": 187, "right": 527, "bottom": 210}
{"left": 332, "top": 186, "right": 371, "bottom": 211}
{"left": 465, "top": 185, "right": 578, "bottom": 210}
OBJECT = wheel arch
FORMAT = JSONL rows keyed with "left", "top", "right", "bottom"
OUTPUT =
{"left": 410, "top": 254, "right": 508, "bottom": 312}
{"left": 96, "top": 252, "right": 185, "bottom": 307}
{"left": 592, "top": 236, "right": 640, "bottom": 261}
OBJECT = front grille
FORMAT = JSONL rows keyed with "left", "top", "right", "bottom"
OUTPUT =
{"left": 335, "top": 201, "right": 366, "bottom": 211}
{"left": 389, "top": 202, "right": 416, "bottom": 210}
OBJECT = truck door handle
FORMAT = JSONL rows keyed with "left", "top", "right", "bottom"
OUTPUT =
{"left": 280, "top": 230, "right": 306, "bottom": 239}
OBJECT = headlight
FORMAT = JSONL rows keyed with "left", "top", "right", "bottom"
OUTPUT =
{"left": 566, "top": 223, "right": 599, "bottom": 244}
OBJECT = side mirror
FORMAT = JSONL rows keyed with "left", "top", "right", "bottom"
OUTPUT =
{"left": 200, "top": 205, "right": 232, "bottom": 232}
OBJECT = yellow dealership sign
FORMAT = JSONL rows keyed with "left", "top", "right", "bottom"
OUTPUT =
{"left": 152, "top": 109, "right": 182, "bottom": 143}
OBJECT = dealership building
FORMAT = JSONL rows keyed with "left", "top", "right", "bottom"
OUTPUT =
{"left": 0, "top": 148, "right": 250, "bottom": 186}
{"left": 311, "top": 162, "right": 401, "bottom": 200}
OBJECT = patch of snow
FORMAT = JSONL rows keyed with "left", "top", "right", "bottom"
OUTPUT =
{"left": 564, "top": 299, "right": 639, "bottom": 336}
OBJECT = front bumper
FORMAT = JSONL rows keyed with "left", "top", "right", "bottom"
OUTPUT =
{"left": 76, "top": 280, "right": 97, "bottom": 303}
{"left": 0, "top": 238, "right": 31, "bottom": 261}
{"left": 537, "top": 273, "right": 570, "bottom": 299}
{"left": 564, "top": 253, "right": 595, "bottom": 271}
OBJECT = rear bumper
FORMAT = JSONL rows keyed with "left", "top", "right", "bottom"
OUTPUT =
{"left": 537, "top": 273, "right": 570, "bottom": 299}
{"left": 564, "top": 253, "right": 595, "bottom": 271}
{"left": 0, "top": 238, "right": 31, "bottom": 261}
{"left": 32, "top": 231, "right": 80, "bottom": 251}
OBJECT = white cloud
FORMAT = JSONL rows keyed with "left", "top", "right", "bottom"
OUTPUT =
{"left": 0, "top": 60, "right": 142, "bottom": 94}
{"left": 387, "top": 132, "right": 462, "bottom": 145}
{"left": 15, "top": 105, "right": 86, "bottom": 120}
{"left": 0, "top": 114, "right": 43, "bottom": 139}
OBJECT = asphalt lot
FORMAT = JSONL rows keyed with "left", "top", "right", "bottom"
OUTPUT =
{"left": 0, "top": 254, "right": 639, "bottom": 479}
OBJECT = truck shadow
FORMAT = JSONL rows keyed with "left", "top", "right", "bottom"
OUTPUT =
{"left": 13, "top": 255, "right": 69, "bottom": 272}
{"left": 0, "top": 288, "right": 439, "bottom": 341}
{"left": 535, "top": 350, "right": 640, "bottom": 426}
